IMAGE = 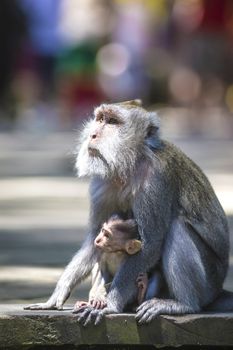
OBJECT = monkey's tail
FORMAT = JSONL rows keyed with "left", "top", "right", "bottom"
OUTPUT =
{"left": 205, "top": 290, "right": 233, "bottom": 312}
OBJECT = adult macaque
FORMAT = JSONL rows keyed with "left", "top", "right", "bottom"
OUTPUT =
{"left": 25, "top": 99, "right": 231, "bottom": 325}
{"left": 73, "top": 215, "right": 162, "bottom": 311}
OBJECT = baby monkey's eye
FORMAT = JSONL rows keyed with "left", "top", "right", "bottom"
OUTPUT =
{"left": 103, "top": 229, "right": 111, "bottom": 239}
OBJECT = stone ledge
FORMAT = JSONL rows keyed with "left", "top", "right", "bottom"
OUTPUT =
{"left": 0, "top": 305, "right": 233, "bottom": 349}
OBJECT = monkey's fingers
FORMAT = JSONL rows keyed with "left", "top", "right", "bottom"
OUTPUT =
{"left": 94, "top": 307, "right": 117, "bottom": 325}
{"left": 94, "top": 310, "right": 104, "bottom": 325}
{"left": 90, "top": 298, "right": 107, "bottom": 309}
{"left": 100, "top": 301, "right": 107, "bottom": 309}
{"left": 81, "top": 307, "right": 115, "bottom": 326}
{"left": 136, "top": 299, "right": 159, "bottom": 324}
{"left": 73, "top": 305, "right": 90, "bottom": 314}
{"left": 96, "top": 300, "right": 107, "bottom": 309}
{"left": 137, "top": 309, "right": 155, "bottom": 324}
{"left": 73, "top": 301, "right": 89, "bottom": 311}
{"left": 78, "top": 309, "right": 103, "bottom": 326}
{"left": 136, "top": 299, "right": 155, "bottom": 313}
{"left": 95, "top": 301, "right": 101, "bottom": 309}
{"left": 75, "top": 307, "right": 93, "bottom": 325}
{"left": 90, "top": 299, "right": 98, "bottom": 308}
{"left": 83, "top": 309, "right": 98, "bottom": 327}
{"left": 76, "top": 308, "right": 102, "bottom": 327}
{"left": 24, "top": 302, "right": 56, "bottom": 310}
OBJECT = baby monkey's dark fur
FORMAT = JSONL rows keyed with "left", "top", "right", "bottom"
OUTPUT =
{"left": 25, "top": 99, "right": 231, "bottom": 325}
{"left": 73, "top": 215, "right": 161, "bottom": 312}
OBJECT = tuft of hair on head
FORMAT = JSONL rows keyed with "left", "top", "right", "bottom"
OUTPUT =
{"left": 115, "top": 99, "right": 143, "bottom": 109}
{"left": 108, "top": 214, "right": 123, "bottom": 223}
{"left": 109, "top": 217, "right": 139, "bottom": 240}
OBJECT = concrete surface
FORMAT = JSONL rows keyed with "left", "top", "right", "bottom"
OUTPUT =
{"left": 1, "top": 304, "right": 233, "bottom": 348}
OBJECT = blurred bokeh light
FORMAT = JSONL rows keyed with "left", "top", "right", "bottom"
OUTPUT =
{"left": 0, "top": 0, "right": 232, "bottom": 133}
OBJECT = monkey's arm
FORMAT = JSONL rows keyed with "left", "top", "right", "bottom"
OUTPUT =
{"left": 24, "top": 232, "right": 97, "bottom": 310}
{"left": 73, "top": 262, "right": 108, "bottom": 311}
{"left": 89, "top": 263, "right": 108, "bottom": 299}
{"left": 25, "top": 179, "right": 116, "bottom": 311}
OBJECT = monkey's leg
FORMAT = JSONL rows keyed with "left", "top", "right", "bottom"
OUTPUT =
{"left": 136, "top": 218, "right": 225, "bottom": 324}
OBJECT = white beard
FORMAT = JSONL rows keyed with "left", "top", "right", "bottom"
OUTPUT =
{"left": 76, "top": 140, "right": 111, "bottom": 178}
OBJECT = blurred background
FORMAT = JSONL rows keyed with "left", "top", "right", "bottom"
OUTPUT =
{"left": 0, "top": 0, "right": 233, "bottom": 305}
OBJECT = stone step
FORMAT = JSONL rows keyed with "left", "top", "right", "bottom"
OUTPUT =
{"left": 0, "top": 305, "right": 233, "bottom": 348}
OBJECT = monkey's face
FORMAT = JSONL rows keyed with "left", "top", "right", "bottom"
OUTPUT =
{"left": 94, "top": 222, "right": 125, "bottom": 253}
{"left": 76, "top": 100, "right": 160, "bottom": 180}
{"left": 94, "top": 221, "right": 142, "bottom": 255}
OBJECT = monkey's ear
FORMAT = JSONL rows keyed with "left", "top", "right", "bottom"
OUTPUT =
{"left": 118, "top": 99, "right": 142, "bottom": 107}
{"left": 145, "top": 113, "right": 160, "bottom": 150}
{"left": 125, "top": 239, "right": 142, "bottom": 255}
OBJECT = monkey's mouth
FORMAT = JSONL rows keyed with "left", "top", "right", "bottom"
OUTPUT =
{"left": 88, "top": 146, "right": 109, "bottom": 170}
{"left": 88, "top": 147, "right": 99, "bottom": 157}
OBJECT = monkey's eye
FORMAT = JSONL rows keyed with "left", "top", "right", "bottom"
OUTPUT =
{"left": 103, "top": 229, "right": 111, "bottom": 239}
{"left": 96, "top": 114, "right": 104, "bottom": 123}
{"left": 107, "top": 117, "right": 119, "bottom": 125}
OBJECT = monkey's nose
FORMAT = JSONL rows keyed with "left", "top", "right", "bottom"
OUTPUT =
{"left": 94, "top": 238, "right": 100, "bottom": 246}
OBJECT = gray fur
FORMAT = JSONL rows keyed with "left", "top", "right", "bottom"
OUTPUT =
{"left": 25, "top": 101, "right": 230, "bottom": 325}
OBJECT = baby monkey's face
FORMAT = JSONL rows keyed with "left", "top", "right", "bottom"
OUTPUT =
{"left": 94, "top": 222, "right": 124, "bottom": 253}
{"left": 94, "top": 220, "right": 141, "bottom": 255}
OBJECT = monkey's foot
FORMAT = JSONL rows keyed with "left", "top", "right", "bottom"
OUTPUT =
{"left": 136, "top": 298, "right": 194, "bottom": 324}
{"left": 136, "top": 272, "right": 148, "bottom": 305}
{"left": 74, "top": 306, "right": 117, "bottom": 326}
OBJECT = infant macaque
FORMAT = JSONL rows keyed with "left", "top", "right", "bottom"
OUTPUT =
{"left": 74, "top": 215, "right": 162, "bottom": 311}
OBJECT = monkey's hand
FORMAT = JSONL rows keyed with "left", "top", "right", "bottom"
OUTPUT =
{"left": 89, "top": 297, "right": 107, "bottom": 309}
{"left": 73, "top": 297, "right": 106, "bottom": 312}
{"left": 24, "top": 288, "right": 70, "bottom": 310}
{"left": 136, "top": 298, "right": 193, "bottom": 324}
{"left": 136, "top": 298, "right": 164, "bottom": 324}
{"left": 24, "top": 300, "right": 58, "bottom": 310}
{"left": 73, "top": 305, "right": 117, "bottom": 326}
{"left": 73, "top": 300, "right": 89, "bottom": 311}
